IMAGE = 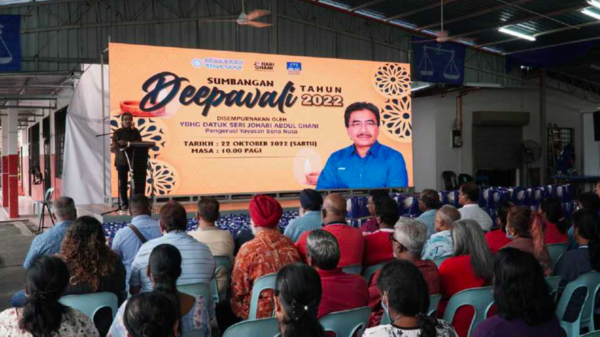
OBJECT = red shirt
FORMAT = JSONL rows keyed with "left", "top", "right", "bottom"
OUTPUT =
{"left": 438, "top": 255, "right": 487, "bottom": 337}
{"left": 485, "top": 229, "right": 512, "bottom": 255}
{"left": 317, "top": 268, "right": 369, "bottom": 318}
{"left": 368, "top": 259, "right": 440, "bottom": 327}
{"left": 296, "top": 222, "right": 364, "bottom": 268}
{"left": 362, "top": 229, "right": 395, "bottom": 267}
{"left": 361, "top": 217, "right": 379, "bottom": 234}
{"left": 545, "top": 221, "right": 568, "bottom": 244}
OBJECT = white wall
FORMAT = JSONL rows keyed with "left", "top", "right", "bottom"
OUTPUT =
{"left": 412, "top": 87, "right": 594, "bottom": 192}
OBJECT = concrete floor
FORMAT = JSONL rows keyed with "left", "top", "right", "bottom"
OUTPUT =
{"left": 0, "top": 222, "right": 34, "bottom": 312}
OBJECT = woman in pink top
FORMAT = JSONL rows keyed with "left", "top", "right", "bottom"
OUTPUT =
{"left": 539, "top": 197, "right": 569, "bottom": 244}
{"left": 439, "top": 219, "right": 494, "bottom": 337}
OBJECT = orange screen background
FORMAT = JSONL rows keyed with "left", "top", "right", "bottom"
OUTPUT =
{"left": 109, "top": 43, "right": 413, "bottom": 196}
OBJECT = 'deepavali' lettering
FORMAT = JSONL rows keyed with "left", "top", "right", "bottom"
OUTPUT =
{"left": 139, "top": 72, "right": 298, "bottom": 117}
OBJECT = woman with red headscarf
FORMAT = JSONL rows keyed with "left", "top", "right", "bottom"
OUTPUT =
{"left": 501, "top": 206, "right": 552, "bottom": 275}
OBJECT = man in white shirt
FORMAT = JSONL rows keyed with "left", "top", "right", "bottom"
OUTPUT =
{"left": 129, "top": 201, "right": 215, "bottom": 294}
{"left": 458, "top": 182, "right": 493, "bottom": 232}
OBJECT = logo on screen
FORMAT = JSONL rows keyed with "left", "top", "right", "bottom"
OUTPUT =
{"left": 204, "top": 57, "right": 244, "bottom": 70}
{"left": 191, "top": 58, "right": 204, "bottom": 68}
{"left": 287, "top": 62, "right": 302, "bottom": 75}
{"left": 254, "top": 61, "right": 274, "bottom": 71}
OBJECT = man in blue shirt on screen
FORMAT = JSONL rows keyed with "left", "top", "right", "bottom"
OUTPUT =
{"left": 316, "top": 102, "right": 408, "bottom": 190}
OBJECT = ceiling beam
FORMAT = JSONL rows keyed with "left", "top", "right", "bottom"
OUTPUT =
{"left": 477, "top": 19, "right": 600, "bottom": 48}
{"left": 447, "top": 4, "right": 587, "bottom": 39}
{"left": 384, "top": 0, "right": 458, "bottom": 22}
{"left": 349, "top": 0, "right": 389, "bottom": 12}
{"left": 505, "top": 35, "right": 600, "bottom": 55}
{"left": 417, "top": 0, "right": 536, "bottom": 31}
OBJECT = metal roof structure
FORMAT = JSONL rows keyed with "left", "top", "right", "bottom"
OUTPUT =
{"left": 312, "top": 0, "right": 600, "bottom": 84}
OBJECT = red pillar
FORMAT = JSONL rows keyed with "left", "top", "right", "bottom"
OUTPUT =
{"left": 1, "top": 156, "right": 7, "bottom": 208}
{"left": 8, "top": 154, "right": 18, "bottom": 218}
{"left": 6, "top": 108, "right": 18, "bottom": 218}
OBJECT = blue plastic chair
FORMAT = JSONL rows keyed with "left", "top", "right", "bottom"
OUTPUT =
{"left": 442, "top": 287, "right": 494, "bottom": 337}
{"left": 212, "top": 255, "right": 233, "bottom": 303}
{"left": 380, "top": 294, "right": 442, "bottom": 325}
{"left": 342, "top": 264, "right": 362, "bottom": 275}
{"left": 177, "top": 282, "right": 212, "bottom": 318}
{"left": 546, "top": 275, "right": 561, "bottom": 301}
{"left": 59, "top": 292, "right": 118, "bottom": 321}
{"left": 222, "top": 317, "right": 280, "bottom": 337}
{"left": 363, "top": 261, "right": 392, "bottom": 284}
{"left": 433, "top": 255, "right": 451, "bottom": 268}
{"left": 181, "top": 329, "right": 206, "bottom": 337}
{"left": 555, "top": 272, "right": 600, "bottom": 337}
{"left": 249, "top": 273, "right": 278, "bottom": 320}
{"left": 428, "top": 294, "right": 442, "bottom": 316}
{"left": 320, "top": 306, "right": 371, "bottom": 337}
{"left": 547, "top": 243, "right": 567, "bottom": 267}
{"left": 581, "top": 331, "right": 600, "bottom": 337}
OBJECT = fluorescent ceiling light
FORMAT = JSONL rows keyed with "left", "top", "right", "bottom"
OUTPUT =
{"left": 588, "top": 0, "right": 600, "bottom": 10}
{"left": 583, "top": 8, "right": 600, "bottom": 21}
{"left": 411, "top": 84, "right": 432, "bottom": 92}
{"left": 498, "top": 27, "right": 536, "bottom": 41}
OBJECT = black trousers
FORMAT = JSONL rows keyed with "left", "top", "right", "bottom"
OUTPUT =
{"left": 117, "top": 165, "right": 130, "bottom": 207}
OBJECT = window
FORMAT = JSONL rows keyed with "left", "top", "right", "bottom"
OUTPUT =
{"left": 54, "top": 107, "right": 67, "bottom": 178}
{"left": 548, "top": 127, "right": 574, "bottom": 170}
{"left": 30, "top": 124, "right": 40, "bottom": 170}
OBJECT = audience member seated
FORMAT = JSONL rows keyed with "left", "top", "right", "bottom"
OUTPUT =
{"left": 361, "top": 190, "right": 390, "bottom": 234}
{"left": 363, "top": 260, "right": 457, "bottom": 337}
{"left": 130, "top": 201, "right": 215, "bottom": 294}
{"left": 501, "top": 206, "right": 552, "bottom": 275}
{"left": 417, "top": 189, "right": 442, "bottom": 239}
{"left": 11, "top": 196, "right": 77, "bottom": 308}
{"left": 539, "top": 197, "right": 569, "bottom": 244}
{"left": 274, "top": 263, "right": 325, "bottom": 337}
{"left": 363, "top": 196, "right": 399, "bottom": 266}
{"left": 568, "top": 192, "right": 600, "bottom": 249}
{"left": 369, "top": 218, "right": 440, "bottom": 326}
{"left": 190, "top": 197, "right": 234, "bottom": 295}
{"left": 306, "top": 229, "right": 368, "bottom": 318}
{"left": 217, "top": 195, "right": 301, "bottom": 331}
{"left": 555, "top": 208, "right": 600, "bottom": 286}
{"left": 484, "top": 201, "right": 513, "bottom": 254}
{"left": 111, "top": 194, "right": 162, "bottom": 287}
{"left": 123, "top": 292, "right": 179, "bottom": 337}
{"left": 108, "top": 244, "right": 212, "bottom": 337}
{"left": 438, "top": 219, "right": 493, "bottom": 337}
{"left": 422, "top": 205, "right": 461, "bottom": 261}
{"left": 284, "top": 189, "right": 324, "bottom": 242}
{"left": 472, "top": 248, "right": 562, "bottom": 337}
{"left": 458, "top": 183, "right": 493, "bottom": 232}
{"left": 0, "top": 256, "right": 99, "bottom": 336}
{"left": 60, "top": 216, "right": 126, "bottom": 336}
{"left": 297, "top": 193, "right": 364, "bottom": 268}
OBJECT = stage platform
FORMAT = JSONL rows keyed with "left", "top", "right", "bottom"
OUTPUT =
{"left": 77, "top": 199, "right": 302, "bottom": 223}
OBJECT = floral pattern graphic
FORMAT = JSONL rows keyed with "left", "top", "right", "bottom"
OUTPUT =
{"left": 373, "top": 63, "right": 410, "bottom": 98}
{"left": 110, "top": 116, "right": 166, "bottom": 158}
{"left": 381, "top": 96, "right": 412, "bottom": 142}
{"left": 146, "top": 159, "right": 179, "bottom": 196}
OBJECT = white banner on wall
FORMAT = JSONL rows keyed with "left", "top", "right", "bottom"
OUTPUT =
{"left": 62, "top": 64, "right": 110, "bottom": 205}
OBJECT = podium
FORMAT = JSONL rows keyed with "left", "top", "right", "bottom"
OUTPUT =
{"left": 121, "top": 141, "right": 155, "bottom": 197}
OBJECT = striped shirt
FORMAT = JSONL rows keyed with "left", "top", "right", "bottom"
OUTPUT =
{"left": 129, "top": 230, "right": 215, "bottom": 293}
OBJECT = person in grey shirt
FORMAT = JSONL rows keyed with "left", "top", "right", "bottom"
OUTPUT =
{"left": 129, "top": 201, "right": 215, "bottom": 295}
{"left": 284, "top": 189, "right": 323, "bottom": 242}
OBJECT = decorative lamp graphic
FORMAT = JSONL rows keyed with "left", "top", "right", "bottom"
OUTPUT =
{"left": 418, "top": 45, "right": 460, "bottom": 80}
{"left": 304, "top": 159, "right": 312, "bottom": 177}
{"left": 0, "top": 24, "right": 13, "bottom": 64}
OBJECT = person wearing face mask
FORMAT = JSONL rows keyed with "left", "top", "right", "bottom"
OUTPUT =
{"left": 501, "top": 206, "right": 552, "bottom": 276}
{"left": 111, "top": 112, "right": 142, "bottom": 210}
{"left": 315, "top": 102, "right": 408, "bottom": 190}
{"left": 363, "top": 260, "right": 457, "bottom": 337}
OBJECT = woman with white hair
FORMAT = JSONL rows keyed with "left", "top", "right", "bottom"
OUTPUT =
{"left": 438, "top": 219, "right": 494, "bottom": 337}
{"left": 368, "top": 217, "right": 440, "bottom": 326}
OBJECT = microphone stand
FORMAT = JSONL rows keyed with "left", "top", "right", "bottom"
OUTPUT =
{"left": 102, "top": 134, "right": 126, "bottom": 216}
